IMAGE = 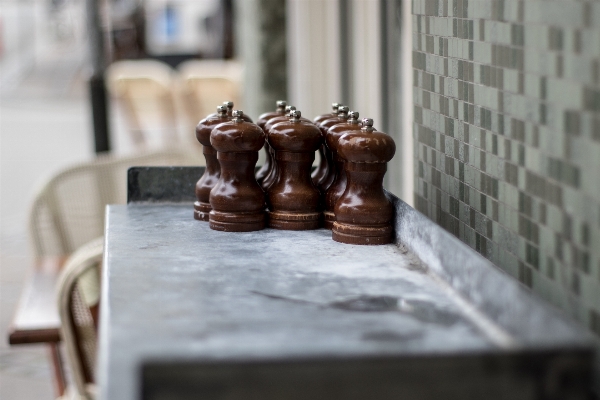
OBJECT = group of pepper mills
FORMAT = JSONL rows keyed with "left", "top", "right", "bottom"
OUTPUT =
{"left": 193, "top": 100, "right": 396, "bottom": 245}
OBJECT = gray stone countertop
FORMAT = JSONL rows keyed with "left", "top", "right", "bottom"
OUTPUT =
{"left": 97, "top": 203, "right": 593, "bottom": 400}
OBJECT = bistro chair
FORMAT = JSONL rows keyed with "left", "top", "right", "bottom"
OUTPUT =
{"left": 177, "top": 59, "right": 243, "bottom": 129}
{"left": 106, "top": 59, "right": 180, "bottom": 148}
{"left": 56, "top": 237, "right": 104, "bottom": 400}
{"left": 29, "top": 147, "right": 200, "bottom": 258}
{"left": 9, "top": 147, "right": 202, "bottom": 397}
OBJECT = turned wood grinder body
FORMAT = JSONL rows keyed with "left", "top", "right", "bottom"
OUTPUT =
{"left": 323, "top": 111, "right": 363, "bottom": 229}
{"left": 256, "top": 100, "right": 287, "bottom": 185}
{"left": 312, "top": 102, "right": 341, "bottom": 187}
{"left": 194, "top": 105, "right": 230, "bottom": 221}
{"left": 261, "top": 106, "right": 312, "bottom": 191}
{"left": 209, "top": 110, "right": 266, "bottom": 232}
{"left": 266, "top": 110, "right": 323, "bottom": 230}
{"left": 332, "top": 118, "right": 396, "bottom": 245}
{"left": 317, "top": 106, "right": 349, "bottom": 194}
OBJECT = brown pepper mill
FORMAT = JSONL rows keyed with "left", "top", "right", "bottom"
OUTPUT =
{"left": 261, "top": 106, "right": 295, "bottom": 190}
{"left": 312, "top": 102, "right": 341, "bottom": 186}
{"left": 317, "top": 105, "right": 349, "bottom": 193}
{"left": 261, "top": 106, "right": 312, "bottom": 191}
{"left": 267, "top": 110, "right": 323, "bottom": 230}
{"left": 209, "top": 110, "right": 266, "bottom": 232}
{"left": 323, "top": 111, "right": 363, "bottom": 229}
{"left": 332, "top": 118, "right": 396, "bottom": 245}
{"left": 194, "top": 105, "right": 230, "bottom": 221}
{"left": 256, "top": 100, "right": 287, "bottom": 184}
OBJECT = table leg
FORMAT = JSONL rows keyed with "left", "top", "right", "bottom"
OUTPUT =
{"left": 48, "top": 343, "right": 66, "bottom": 397}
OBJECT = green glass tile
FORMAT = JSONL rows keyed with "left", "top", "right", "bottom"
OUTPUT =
{"left": 411, "top": 0, "right": 600, "bottom": 336}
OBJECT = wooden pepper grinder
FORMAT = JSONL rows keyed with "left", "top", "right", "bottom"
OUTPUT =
{"left": 323, "top": 111, "right": 363, "bottom": 229}
{"left": 262, "top": 106, "right": 312, "bottom": 191}
{"left": 209, "top": 110, "right": 266, "bottom": 232}
{"left": 317, "top": 105, "right": 349, "bottom": 193}
{"left": 312, "top": 102, "right": 341, "bottom": 187}
{"left": 256, "top": 100, "right": 287, "bottom": 184}
{"left": 267, "top": 110, "right": 323, "bottom": 230}
{"left": 193, "top": 105, "right": 230, "bottom": 221}
{"left": 332, "top": 118, "right": 396, "bottom": 245}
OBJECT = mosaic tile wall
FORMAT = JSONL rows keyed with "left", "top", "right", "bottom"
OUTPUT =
{"left": 412, "top": 0, "right": 600, "bottom": 335}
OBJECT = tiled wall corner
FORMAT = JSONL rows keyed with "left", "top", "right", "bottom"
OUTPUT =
{"left": 412, "top": 0, "right": 600, "bottom": 335}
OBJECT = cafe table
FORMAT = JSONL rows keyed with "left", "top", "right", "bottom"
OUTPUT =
{"left": 97, "top": 167, "right": 594, "bottom": 400}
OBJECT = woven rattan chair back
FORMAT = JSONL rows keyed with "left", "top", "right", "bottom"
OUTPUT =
{"left": 57, "top": 237, "right": 104, "bottom": 400}
{"left": 28, "top": 148, "right": 200, "bottom": 259}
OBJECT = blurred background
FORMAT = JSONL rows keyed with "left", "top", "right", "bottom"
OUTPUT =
{"left": 0, "top": 1, "right": 412, "bottom": 398}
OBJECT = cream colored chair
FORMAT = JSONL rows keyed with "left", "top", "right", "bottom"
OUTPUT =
{"left": 29, "top": 147, "right": 200, "bottom": 257}
{"left": 56, "top": 237, "right": 104, "bottom": 400}
{"left": 48, "top": 149, "right": 201, "bottom": 399}
{"left": 106, "top": 60, "right": 179, "bottom": 148}
{"left": 9, "top": 148, "right": 202, "bottom": 398}
{"left": 177, "top": 59, "right": 243, "bottom": 129}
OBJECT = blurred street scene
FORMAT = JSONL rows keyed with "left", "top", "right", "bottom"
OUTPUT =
{"left": 1, "top": 0, "right": 90, "bottom": 396}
